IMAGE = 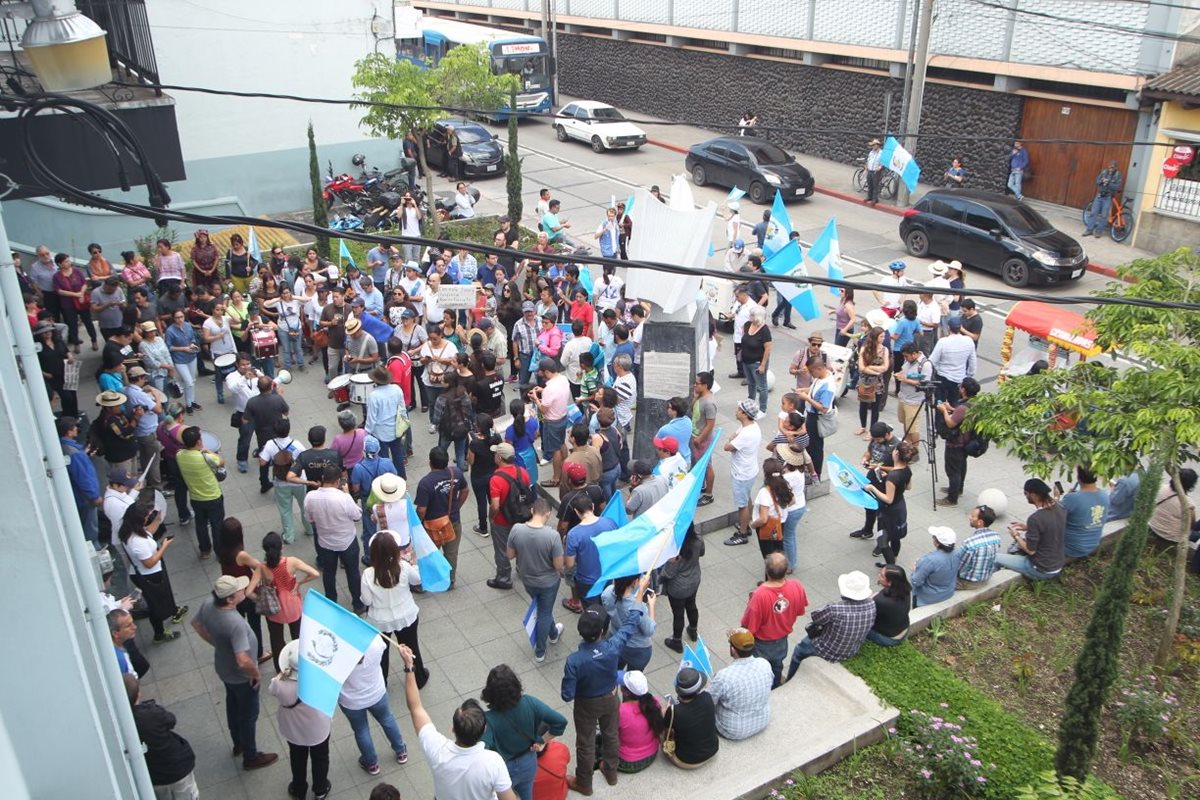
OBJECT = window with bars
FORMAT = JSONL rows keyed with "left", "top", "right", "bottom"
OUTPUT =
{"left": 1154, "top": 143, "right": 1200, "bottom": 219}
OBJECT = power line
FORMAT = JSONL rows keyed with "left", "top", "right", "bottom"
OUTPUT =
{"left": 968, "top": 0, "right": 1200, "bottom": 46}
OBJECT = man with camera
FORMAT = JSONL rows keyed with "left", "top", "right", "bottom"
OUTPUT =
{"left": 936, "top": 377, "right": 981, "bottom": 508}
{"left": 895, "top": 343, "right": 934, "bottom": 448}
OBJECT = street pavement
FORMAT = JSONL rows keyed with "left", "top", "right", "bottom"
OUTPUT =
{"left": 107, "top": 102, "right": 1156, "bottom": 799}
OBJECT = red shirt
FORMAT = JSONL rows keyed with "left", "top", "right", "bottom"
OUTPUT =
{"left": 569, "top": 299, "right": 593, "bottom": 339}
{"left": 740, "top": 580, "right": 809, "bottom": 641}
{"left": 488, "top": 463, "right": 530, "bottom": 526}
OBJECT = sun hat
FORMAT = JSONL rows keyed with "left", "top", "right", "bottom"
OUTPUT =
{"left": 866, "top": 309, "right": 892, "bottom": 329}
{"left": 928, "top": 260, "right": 949, "bottom": 277}
{"left": 777, "top": 444, "right": 808, "bottom": 467}
{"left": 837, "top": 570, "right": 873, "bottom": 601}
{"left": 96, "top": 390, "right": 127, "bottom": 407}
{"left": 344, "top": 316, "right": 362, "bottom": 335}
{"left": 728, "top": 201, "right": 740, "bottom": 211}
{"left": 139, "top": 321, "right": 158, "bottom": 333}
{"left": 372, "top": 473, "right": 407, "bottom": 503}
{"left": 279, "top": 640, "right": 301, "bottom": 674}
{"left": 214, "top": 575, "right": 250, "bottom": 599}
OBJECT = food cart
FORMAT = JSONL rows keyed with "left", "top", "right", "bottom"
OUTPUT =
{"left": 998, "top": 301, "right": 1101, "bottom": 380}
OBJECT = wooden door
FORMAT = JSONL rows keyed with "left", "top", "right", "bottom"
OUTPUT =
{"left": 1018, "top": 98, "right": 1136, "bottom": 209}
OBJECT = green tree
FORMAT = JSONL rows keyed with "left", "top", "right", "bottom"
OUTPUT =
{"left": 969, "top": 247, "right": 1200, "bottom": 782}
{"left": 505, "top": 83, "right": 524, "bottom": 225}
{"left": 351, "top": 53, "right": 441, "bottom": 235}
{"left": 308, "top": 121, "right": 330, "bottom": 259}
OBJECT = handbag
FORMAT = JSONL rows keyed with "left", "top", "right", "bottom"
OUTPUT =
{"left": 229, "top": 410, "right": 244, "bottom": 429}
{"left": 312, "top": 327, "right": 329, "bottom": 349}
{"left": 816, "top": 405, "right": 839, "bottom": 438}
{"left": 255, "top": 577, "right": 281, "bottom": 617}
{"left": 662, "top": 705, "right": 677, "bottom": 755}
{"left": 202, "top": 451, "right": 227, "bottom": 482}
{"left": 856, "top": 383, "right": 877, "bottom": 403}
{"left": 756, "top": 503, "right": 783, "bottom": 541}
{"left": 424, "top": 472, "right": 457, "bottom": 546}
{"left": 394, "top": 408, "right": 411, "bottom": 439}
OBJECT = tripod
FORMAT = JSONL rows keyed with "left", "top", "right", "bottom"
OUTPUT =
{"left": 899, "top": 385, "right": 940, "bottom": 511}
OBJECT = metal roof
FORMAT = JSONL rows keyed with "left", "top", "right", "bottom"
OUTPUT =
{"left": 1142, "top": 62, "right": 1200, "bottom": 101}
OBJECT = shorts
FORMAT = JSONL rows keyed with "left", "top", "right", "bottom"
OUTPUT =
{"left": 690, "top": 437, "right": 712, "bottom": 464}
{"left": 731, "top": 475, "right": 755, "bottom": 509}
{"left": 542, "top": 416, "right": 570, "bottom": 456}
{"left": 898, "top": 401, "right": 922, "bottom": 433}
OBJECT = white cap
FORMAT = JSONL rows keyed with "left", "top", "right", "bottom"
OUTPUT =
{"left": 930, "top": 526, "right": 957, "bottom": 547}
{"left": 620, "top": 670, "right": 649, "bottom": 696}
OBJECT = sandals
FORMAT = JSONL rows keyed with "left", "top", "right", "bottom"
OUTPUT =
{"left": 539, "top": 480, "right": 559, "bottom": 489}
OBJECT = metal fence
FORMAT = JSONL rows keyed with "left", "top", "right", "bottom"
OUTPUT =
{"left": 78, "top": 0, "right": 161, "bottom": 94}
{"left": 1154, "top": 177, "right": 1200, "bottom": 219}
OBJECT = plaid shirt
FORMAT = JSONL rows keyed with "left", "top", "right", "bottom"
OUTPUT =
{"left": 709, "top": 656, "right": 774, "bottom": 740}
{"left": 956, "top": 528, "right": 1000, "bottom": 583}
{"left": 811, "top": 598, "right": 875, "bottom": 662}
{"left": 512, "top": 317, "right": 539, "bottom": 356}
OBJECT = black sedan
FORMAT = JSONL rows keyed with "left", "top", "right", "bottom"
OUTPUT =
{"left": 422, "top": 118, "right": 505, "bottom": 178}
{"left": 899, "top": 189, "right": 1088, "bottom": 287}
{"left": 686, "top": 137, "right": 815, "bottom": 204}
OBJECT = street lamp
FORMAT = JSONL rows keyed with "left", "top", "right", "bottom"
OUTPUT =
{"left": 20, "top": 0, "right": 110, "bottom": 92}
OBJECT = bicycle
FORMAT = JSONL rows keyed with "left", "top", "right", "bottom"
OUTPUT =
{"left": 1080, "top": 195, "right": 1133, "bottom": 243}
{"left": 852, "top": 157, "right": 899, "bottom": 201}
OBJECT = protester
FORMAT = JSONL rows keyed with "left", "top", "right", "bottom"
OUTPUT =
{"left": 750, "top": 457, "right": 794, "bottom": 558}
{"left": 564, "top": 492, "right": 617, "bottom": 608}
{"left": 936, "top": 377, "right": 981, "bottom": 508}
{"left": 601, "top": 574, "right": 658, "bottom": 671}
{"left": 361, "top": 530, "right": 426, "bottom": 686}
{"left": 216, "top": 518, "right": 268, "bottom": 664}
{"left": 1058, "top": 465, "right": 1110, "bottom": 558}
{"left": 795, "top": 357, "right": 835, "bottom": 477}
{"left": 1149, "top": 468, "right": 1197, "bottom": 545}
{"left": 956, "top": 505, "right": 1001, "bottom": 588}
{"left": 613, "top": 670, "right": 664, "bottom": 775}
{"left": 415, "top": 446, "right": 469, "bottom": 589}
{"left": 867, "top": 565, "right": 911, "bottom": 647}
{"left": 785, "top": 570, "right": 876, "bottom": 680}
{"left": 911, "top": 527, "right": 958, "bottom": 607}
{"left": 724, "top": 399, "right": 764, "bottom": 546}
{"left": 124, "top": 675, "right": 199, "bottom": 800}
{"left": 626, "top": 459, "right": 667, "bottom": 519}
{"left": 709, "top": 628, "right": 773, "bottom": 740}
{"left": 338, "top": 636, "right": 410, "bottom": 775}
{"left": 996, "top": 478, "right": 1067, "bottom": 580}
{"left": 118, "top": 511, "right": 187, "bottom": 645}
{"left": 258, "top": 531, "right": 317, "bottom": 674}
{"left": 304, "top": 464, "right": 365, "bottom": 612}
{"left": 660, "top": 524, "right": 704, "bottom": 654}
{"left": 690, "top": 372, "right": 718, "bottom": 505}
{"left": 863, "top": 441, "right": 916, "bottom": 568}
{"left": 506, "top": 498, "right": 565, "bottom": 662}
{"left": 176, "top": 426, "right": 226, "bottom": 557}
{"left": 480, "top": 664, "right": 567, "bottom": 800}
{"left": 661, "top": 667, "right": 719, "bottom": 769}
{"left": 741, "top": 553, "right": 808, "bottom": 688}
{"left": 269, "top": 641, "right": 333, "bottom": 800}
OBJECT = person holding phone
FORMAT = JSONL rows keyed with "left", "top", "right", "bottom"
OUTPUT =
{"left": 117, "top": 508, "right": 188, "bottom": 645}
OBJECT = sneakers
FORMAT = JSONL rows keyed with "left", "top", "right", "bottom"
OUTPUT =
{"left": 171, "top": 606, "right": 189, "bottom": 624}
{"left": 153, "top": 631, "right": 181, "bottom": 644}
{"left": 686, "top": 626, "right": 697, "bottom": 642}
{"left": 697, "top": 494, "right": 714, "bottom": 506}
{"left": 849, "top": 529, "right": 873, "bottom": 539}
{"left": 428, "top": 424, "right": 437, "bottom": 434}
{"left": 312, "top": 788, "right": 331, "bottom": 800}
{"left": 243, "top": 752, "right": 279, "bottom": 770}
{"left": 534, "top": 650, "right": 546, "bottom": 663}
{"left": 664, "top": 637, "right": 683, "bottom": 653}
{"left": 178, "top": 514, "right": 192, "bottom": 525}
{"left": 486, "top": 578, "right": 513, "bottom": 590}
{"left": 237, "top": 461, "right": 248, "bottom": 473}
{"left": 548, "top": 622, "right": 564, "bottom": 644}
{"left": 537, "top": 457, "right": 550, "bottom": 466}
{"left": 724, "top": 530, "right": 750, "bottom": 546}
{"left": 473, "top": 523, "right": 490, "bottom": 538}
{"left": 396, "top": 748, "right": 408, "bottom": 765}
{"left": 360, "top": 760, "right": 381, "bottom": 776}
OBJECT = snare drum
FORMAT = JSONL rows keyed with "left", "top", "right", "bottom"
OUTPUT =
{"left": 251, "top": 327, "right": 278, "bottom": 358}
{"left": 213, "top": 352, "right": 238, "bottom": 380}
{"left": 350, "top": 373, "right": 375, "bottom": 405}
{"left": 327, "top": 374, "right": 352, "bottom": 404}
{"left": 200, "top": 430, "right": 222, "bottom": 452}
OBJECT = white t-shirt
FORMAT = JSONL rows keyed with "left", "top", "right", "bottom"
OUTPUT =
{"left": 561, "top": 335, "right": 593, "bottom": 384}
{"left": 879, "top": 275, "right": 909, "bottom": 310}
{"left": 257, "top": 437, "right": 306, "bottom": 487}
{"left": 424, "top": 290, "right": 441, "bottom": 326}
{"left": 730, "top": 423, "right": 763, "bottom": 481}
{"left": 419, "top": 340, "right": 458, "bottom": 387}
{"left": 419, "top": 724, "right": 512, "bottom": 800}
{"left": 613, "top": 373, "right": 637, "bottom": 428}
{"left": 338, "top": 637, "right": 387, "bottom": 711}
{"left": 277, "top": 298, "right": 304, "bottom": 335}
{"left": 784, "top": 470, "right": 807, "bottom": 513}
{"left": 104, "top": 487, "right": 138, "bottom": 533}
{"left": 203, "top": 316, "right": 236, "bottom": 356}
{"left": 917, "top": 299, "right": 941, "bottom": 329}
{"left": 754, "top": 487, "right": 784, "bottom": 518}
{"left": 732, "top": 299, "right": 752, "bottom": 344}
{"left": 123, "top": 534, "right": 161, "bottom": 576}
{"left": 454, "top": 191, "right": 476, "bottom": 218}
{"left": 596, "top": 276, "right": 624, "bottom": 310}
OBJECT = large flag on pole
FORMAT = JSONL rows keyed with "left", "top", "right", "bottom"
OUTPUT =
{"left": 587, "top": 433, "right": 721, "bottom": 597}
{"left": 298, "top": 592, "right": 381, "bottom": 716}
{"left": 809, "top": 218, "right": 843, "bottom": 296}
{"left": 405, "top": 500, "right": 453, "bottom": 592}
{"left": 339, "top": 239, "right": 356, "bottom": 270}
{"left": 826, "top": 453, "right": 880, "bottom": 510}
{"left": 880, "top": 136, "right": 921, "bottom": 193}
{"left": 246, "top": 226, "right": 262, "bottom": 265}
{"left": 601, "top": 496, "right": 629, "bottom": 527}
{"left": 762, "top": 191, "right": 792, "bottom": 259}
{"left": 762, "top": 240, "right": 820, "bottom": 322}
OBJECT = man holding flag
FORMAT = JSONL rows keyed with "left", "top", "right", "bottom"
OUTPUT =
{"left": 506, "top": 497, "right": 566, "bottom": 663}
{"left": 865, "top": 139, "right": 884, "bottom": 206}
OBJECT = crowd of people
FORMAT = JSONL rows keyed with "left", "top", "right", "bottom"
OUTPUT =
{"left": 23, "top": 182, "right": 1199, "bottom": 800}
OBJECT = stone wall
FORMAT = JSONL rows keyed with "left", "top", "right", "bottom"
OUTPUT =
{"left": 558, "top": 34, "right": 1023, "bottom": 194}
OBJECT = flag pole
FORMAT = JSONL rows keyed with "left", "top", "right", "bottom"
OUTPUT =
{"left": 641, "top": 512, "right": 686, "bottom": 584}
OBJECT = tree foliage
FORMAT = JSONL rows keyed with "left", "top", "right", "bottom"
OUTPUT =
{"left": 969, "top": 247, "right": 1200, "bottom": 782}
{"left": 505, "top": 83, "right": 524, "bottom": 225}
{"left": 307, "top": 121, "right": 330, "bottom": 259}
{"left": 432, "top": 43, "right": 512, "bottom": 115}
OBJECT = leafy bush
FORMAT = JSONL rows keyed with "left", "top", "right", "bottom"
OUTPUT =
{"left": 897, "top": 707, "right": 994, "bottom": 797}
{"left": 1109, "top": 673, "right": 1178, "bottom": 752}
{"left": 1015, "top": 770, "right": 1121, "bottom": 799}
{"left": 846, "top": 643, "right": 1057, "bottom": 799}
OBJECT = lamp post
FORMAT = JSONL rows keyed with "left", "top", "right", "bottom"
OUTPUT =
{"left": 20, "top": 0, "right": 111, "bottom": 92}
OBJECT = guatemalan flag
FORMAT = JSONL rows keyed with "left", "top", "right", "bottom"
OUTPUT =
{"left": 763, "top": 240, "right": 820, "bottom": 322}
{"left": 587, "top": 433, "right": 721, "bottom": 597}
{"left": 298, "top": 592, "right": 381, "bottom": 716}
{"left": 404, "top": 500, "right": 453, "bottom": 592}
{"left": 246, "top": 226, "right": 263, "bottom": 265}
{"left": 809, "top": 218, "right": 843, "bottom": 296}
{"left": 880, "top": 136, "right": 921, "bottom": 193}
{"left": 339, "top": 238, "right": 356, "bottom": 270}
{"left": 762, "top": 190, "right": 792, "bottom": 259}
{"left": 681, "top": 636, "right": 714, "bottom": 677}
{"left": 826, "top": 453, "right": 880, "bottom": 510}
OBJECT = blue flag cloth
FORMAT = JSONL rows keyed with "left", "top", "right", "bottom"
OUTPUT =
{"left": 577, "top": 265, "right": 594, "bottom": 300}
{"left": 826, "top": 453, "right": 880, "bottom": 510}
{"left": 587, "top": 433, "right": 721, "bottom": 597}
{"left": 809, "top": 217, "right": 843, "bottom": 296}
{"left": 339, "top": 239, "right": 356, "bottom": 269}
{"left": 246, "top": 226, "right": 262, "bottom": 265}
{"left": 522, "top": 597, "right": 538, "bottom": 646}
{"left": 681, "top": 636, "right": 714, "bottom": 677}
{"left": 880, "top": 136, "right": 921, "bottom": 192}
{"left": 707, "top": 241, "right": 715, "bottom": 258}
{"left": 624, "top": 193, "right": 634, "bottom": 217}
{"left": 405, "top": 500, "right": 454, "bottom": 592}
{"left": 762, "top": 240, "right": 820, "bottom": 322}
{"left": 762, "top": 190, "right": 792, "bottom": 258}
{"left": 726, "top": 186, "right": 746, "bottom": 203}
{"left": 298, "top": 592, "right": 381, "bottom": 716}
{"left": 602, "top": 495, "right": 629, "bottom": 527}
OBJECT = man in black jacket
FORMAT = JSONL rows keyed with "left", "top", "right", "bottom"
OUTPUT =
{"left": 123, "top": 675, "right": 198, "bottom": 797}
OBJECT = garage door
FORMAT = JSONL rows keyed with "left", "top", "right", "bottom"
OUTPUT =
{"left": 1018, "top": 98, "right": 1136, "bottom": 209}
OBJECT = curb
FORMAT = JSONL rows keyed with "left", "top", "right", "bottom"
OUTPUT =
{"left": 647, "top": 137, "right": 1123, "bottom": 281}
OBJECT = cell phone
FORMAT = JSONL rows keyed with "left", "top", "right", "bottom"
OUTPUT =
{"left": 145, "top": 509, "right": 160, "bottom": 525}
{"left": 1054, "top": 481, "right": 1064, "bottom": 495}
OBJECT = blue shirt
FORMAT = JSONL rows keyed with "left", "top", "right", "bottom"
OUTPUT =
{"left": 656, "top": 418, "right": 695, "bottom": 466}
{"left": 890, "top": 317, "right": 922, "bottom": 351}
{"left": 912, "top": 548, "right": 958, "bottom": 607}
{"left": 1106, "top": 473, "right": 1139, "bottom": 522}
{"left": 1060, "top": 489, "right": 1109, "bottom": 558}
{"left": 600, "top": 588, "right": 656, "bottom": 649}
{"left": 751, "top": 221, "right": 768, "bottom": 249}
{"left": 98, "top": 372, "right": 125, "bottom": 394}
{"left": 611, "top": 341, "right": 635, "bottom": 376}
{"left": 478, "top": 261, "right": 498, "bottom": 288}
{"left": 62, "top": 436, "right": 100, "bottom": 508}
{"left": 164, "top": 323, "right": 197, "bottom": 364}
{"left": 360, "top": 288, "right": 385, "bottom": 318}
{"left": 565, "top": 517, "right": 616, "bottom": 586}
{"left": 367, "top": 247, "right": 389, "bottom": 284}
{"left": 365, "top": 384, "right": 406, "bottom": 444}
{"left": 1010, "top": 148, "right": 1030, "bottom": 171}
{"left": 452, "top": 254, "right": 478, "bottom": 283}
{"left": 561, "top": 607, "right": 644, "bottom": 701}
{"left": 123, "top": 383, "right": 158, "bottom": 437}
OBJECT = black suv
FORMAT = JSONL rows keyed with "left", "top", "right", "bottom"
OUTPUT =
{"left": 899, "top": 189, "right": 1087, "bottom": 287}
{"left": 686, "top": 137, "right": 815, "bottom": 204}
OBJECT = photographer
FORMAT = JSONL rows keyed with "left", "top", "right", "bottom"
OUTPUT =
{"left": 895, "top": 344, "right": 933, "bottom": 448}
{"left": 935, "top": 377, "right": 981, "bottom": 509}
{"left": 398, "top": 193, "right": 423, "bottom": 264}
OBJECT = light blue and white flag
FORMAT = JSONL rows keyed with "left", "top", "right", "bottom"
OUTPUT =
{"left": 298, "top": 591, "right": 381, "bottom": 716}
{"left": 522, "top": 596, "right": 538, "bottom": 646}
{"left": 826, "top": 453, "right": 879, "bottom": 510}
{"left": 602, "top": 495, "right": 629, "bottom": 527}
{"left": 680, "top": 636, "right": 713, "bottom": 677}
{"left": 726, "top": 186, "right": 746, "bottom": 203}
{"left": 762, "top": 240, "right": 820, "bottom": 322}
{"left": 246, "top": 226, "right": 263, "bottom": 265}
{"left": 624, "top": 193, "right": 634, "bottom": 217}
{"left": 587, "top": 433, "right": 721, "bottom": 597}
{"left": 809, "top": 218, "right": 843, "bottom": 296}
{"left": 707, "top": 241, "right": 715, "bottom": 258}
{"left": 880, "top": 136, "right": 921, "bottom": 193}
{"left": 577, "top": 265, "right": 594, "bottom": 300}
{"left": 762, "top": 191, "right": 792, "bottom": 258}
{"left": 339, "top": 238, "right": 356, "bottom": 270}
{"left": 405, "top": 499, "right": 454, "bottom": 592}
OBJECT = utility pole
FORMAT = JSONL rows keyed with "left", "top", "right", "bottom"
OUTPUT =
{"left": 548, "top": 0, "right": 559, "bottom": 106}
{"left": 897, "top": 0, "right": 921, "bottom": 138}
{"left": 899, "top": 0, "right": 934, "bottom": 207}
{"left": 540, "top": 0, "right": 549, "bottom": 45}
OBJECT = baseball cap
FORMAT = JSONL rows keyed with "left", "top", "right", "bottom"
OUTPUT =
{"left": 930, "top": 526, "right": 957, "bottom": 547}
{"left": 405, "top": 261, "right": 420, "bottom": 272}
{"left": 363, "top": 434, "right": 381, "bottom": 455}
{"left": 733, "top": 238, "right": 745, "bottom": 251}
{"left": 490, "top": 442, "right": 516, "bottom": 459}
{"left": 619, "top": 670, "right": 649, "bottom": 697}
{"left": 728, "top": 627, "right": 756, "bottom": 652}
{"left": 947, "top": 317, "right": 963, "bottom": 331}
{"left": 106, "top": 466, "right": 137, "bottom": 488}
{"left": 564, "top": 461, "right": 587, "bottom": 483}
{"left": 478, "top": 317, "right": 493, "bottom": 330}
{"left": 214, "top": 575, "right": 251, "bottom": 599}
{"left": 522, "top": 301, "right": 536, "bottom": 313}
{"left": 869, "top": 421, "right": 893, "bottom": 438}
{"left": 127, "top": 366, "right": 147, "bottom": 379}
{"left": 652, "top": 436, "right": 679, "bottom": 454}
{"left": 401, "top": 308, "right": 416, "bottom": 319}
{"left": 139, "top": 321, "right": 158, "bottom": 333}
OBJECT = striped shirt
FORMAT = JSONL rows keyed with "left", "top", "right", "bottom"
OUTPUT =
{"left": 956, "top": 529, "right": 1001, "bottom": 583}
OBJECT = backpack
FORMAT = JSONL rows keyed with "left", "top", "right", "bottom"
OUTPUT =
{"left": 964, "top": 430, "right": 990, "bottom": 458}
{"left": 498, "top": 469, "right": 536, "bottom": 524}
{"left": 272, "top": 439, "right": 296, "bottom": 481}
{"left": 438, "top": 394, "right": 470, "bottom": 441}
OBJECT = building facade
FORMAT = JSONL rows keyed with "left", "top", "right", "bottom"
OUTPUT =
{"left": 1134, "top": 63, "right": 1200, "bottom": 254}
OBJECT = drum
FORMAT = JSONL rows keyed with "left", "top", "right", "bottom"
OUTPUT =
{"left": 200, "top": 430, "right": 221, "bottom": 452}
{"left": 214, "top": 352, "right": 238, "bottom": 381}
{"left": 252, "top": 327, "right": 278, "bottom": 358}
{"left": 327, "top": 374, "right": 352, "bottom": 404}
{"left": 350, "top": 373, "right": 375, "bottom": 405}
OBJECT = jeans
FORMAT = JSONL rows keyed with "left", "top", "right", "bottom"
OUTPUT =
{"left": 379, "top": 438, "right": 407, "bottom": 477}
{"left": 174, "top": 359, "right": 197, "bottom": 408}
{"left": 287, "top": 738, "right": 330, "bottom": 799}
{"left": 438, "top": 434, "right": 468, "bottom": 475}
{"left": 1007, "top": 169, "right": 1024, "bottom": 199}
{"left": 600, "top": 463, "right": 621, "bottom": 501}
{"left": 280, "top": 331, "right": 304, "bottom": 370}
{"left": 771, "top": 289, "right": 792, "bottom": 325}
{"left": 506, "top": 750, "right": 538, "bottom": 800}
{"left": 620, "top": 644, "right": 652, "bottom": 671}
{"left": 341, "top": 694, "right": 407, "bottom": 767}
{"left": 786, "top": 636, "right": 818, "bottom": 680}
{"left": 316, "top": 535, "right": 363, "bottom": 609}
{"left": 275, "top": 483, "right": 310, "bottom": 543}
{"left": 424, "top": 385, "right": 444, "bottom": 422}
{"left": 742, "top": 360, "right": 768, "bottom": 410}
{"left": 944, "top": 445, "right": 967, "bottom": 503}
{"left": 517, "top": 351, "right": 534, "bottom": 388}
{"left": 491, "top": 523, "right": 512, "bottom": 583}
{"left": 754, "top": 636, "right": 789, "bottom": 688}
{"left": 866, "top": 169, "right": 882, "bottom": 202}
{"left": 235, "top": 418, "right": 254, "bottom": 466}
{"left": 866, "top": 629, "right": 905, "bottom": 647}
{"left": 782, "top": 506, "right": 804, "bottom": 570}
{"left": 224, "top": 680, "right": 261, "bottom": 761}
{"left": 190, "top": 495, "right": 225, "bottom": 554}
{"left": 995, "top": 552, "right": 1060, "bottom": 581}
{"left": 524, "top": 580, "right": 560, "bottom": 657}
{"left": 573, "top": 692, "right": 620, "bottom": 787}
{"left": 936, "top": 376, "right": 960, "bottom": 406}
{"left": 78, "top": 504, "right": 100, "bottom": 549}
{"left": 668, "top": 593, "right": 699, "bottom": 639}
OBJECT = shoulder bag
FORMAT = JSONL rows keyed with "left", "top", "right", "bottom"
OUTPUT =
{"left": 662, "top": 705, "right": 677, "bottom": 755}
{"left": 423, "top": 470, "right": 457, "bottom": 546}
{"left": 756, "top": 502, "right": 783, "bottom": 542}
{"left": 255, "top": 567, "right": 281, "bottom": 616}
{"left": 202, "top": 451, "right": 227, "bottom": 482}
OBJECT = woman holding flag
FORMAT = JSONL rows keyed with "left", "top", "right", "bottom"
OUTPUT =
{"left": 268, "top": 640, "right": 333, "bottom": 800}
{"left": 360, "top": 531, "right": 427, "bottom": 687}
{"left": 600, "top": 574, "right": 658, "bottom": 671}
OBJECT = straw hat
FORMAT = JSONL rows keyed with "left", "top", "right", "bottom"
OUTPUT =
{"left": 372, "top": 473, "right": 407, "bottom": 503}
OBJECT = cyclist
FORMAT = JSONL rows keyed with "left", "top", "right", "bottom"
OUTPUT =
{"left": 1084, "top": 160, "right": 1122, "bottom": 238}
